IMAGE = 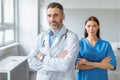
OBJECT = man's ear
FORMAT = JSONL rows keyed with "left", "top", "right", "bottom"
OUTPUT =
{"left": 62, "top": 13, "right": 65, "bottom": 20}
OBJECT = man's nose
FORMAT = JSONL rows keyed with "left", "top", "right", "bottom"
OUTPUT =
{"left": 50, "top": 16, "right": 55, "bottom": 21}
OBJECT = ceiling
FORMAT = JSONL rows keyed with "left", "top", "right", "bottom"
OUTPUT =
{"left": 41, "top": 0, "right": 120, "bottom": 9}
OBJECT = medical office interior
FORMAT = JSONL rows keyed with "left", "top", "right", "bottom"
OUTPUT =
{"left": 0, "top": 0, "right": 120, "bottom": 80}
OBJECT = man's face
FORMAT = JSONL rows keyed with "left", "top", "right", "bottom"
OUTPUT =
{"left": 47, "top": 8, "right": 65, "bottom": 31}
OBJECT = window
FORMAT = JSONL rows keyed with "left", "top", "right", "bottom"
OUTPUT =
{"left": 0, "top": 0, "right": 18, "bottom": 47}
{"left": 0, "top": 31, "right": 3, "bottom": 45}
{"left": 4, "top": 0, "right": 14, "bottom": 23}
{"left": 0, "top": 1, "right": 1, "bottom": 23}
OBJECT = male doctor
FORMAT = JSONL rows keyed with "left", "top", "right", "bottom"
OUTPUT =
{"left": 28, "top": 2, "right": 79, "bottom": 80}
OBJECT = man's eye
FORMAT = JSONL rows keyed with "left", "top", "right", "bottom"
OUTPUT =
{"left": 87, "top": 25, "right": 90, "bottom": 27}
{"left": 54, "top": 14, "right": 58, "bottom": 17}
{"left": 47, "top": 15, "right": 51, "bottom": 17}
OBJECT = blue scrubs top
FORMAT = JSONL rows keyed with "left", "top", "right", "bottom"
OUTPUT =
{"left": 76, "top": 38, "right": 116, "bottom": 80}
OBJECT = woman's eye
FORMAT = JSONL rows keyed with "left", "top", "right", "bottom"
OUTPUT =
{"left": 93, "top": 25, "right": 97, "bottom": 27}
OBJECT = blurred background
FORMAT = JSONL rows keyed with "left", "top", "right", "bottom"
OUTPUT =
{"left": 0, "top": 0, "right": 120, "bottom": 80}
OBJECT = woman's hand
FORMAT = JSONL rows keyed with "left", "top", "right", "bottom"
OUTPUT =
{"left": 100, "top": 56, "right": 111, "bottom": 64}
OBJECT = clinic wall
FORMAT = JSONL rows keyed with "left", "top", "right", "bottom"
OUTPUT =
{"left": 43, "top": 0, "right": 120, "bottom": 9}
{"left": 40, "top": 8, "right": 120, "bottom": 42}
{"left": 19, "top": 0, "right": 38, "bottom": 55}
{"left": 64, "top": 9, "right": 120, "bottom": 42}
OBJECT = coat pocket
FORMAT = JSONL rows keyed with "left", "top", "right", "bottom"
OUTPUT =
{"left": 37, "top": 71, "right": 49, "bottom": 80}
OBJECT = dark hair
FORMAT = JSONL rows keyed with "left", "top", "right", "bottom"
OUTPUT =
{"left": 47, "top": 2, "right": 64, "bottom": 13}
{"left": 84, "top": 16, "right": 100, "bottom": 39}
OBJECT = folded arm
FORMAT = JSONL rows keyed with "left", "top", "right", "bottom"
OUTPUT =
{"left": 28, "top": 34, "right": 79, "bottom": 72}
{"left": 42, "top": 36, "right": 79, "bottom": 72}
{"left": 76, "top": 57, "right": 114, "bottom": 70}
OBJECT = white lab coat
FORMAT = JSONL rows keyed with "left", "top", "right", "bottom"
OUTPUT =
{"left": 28, "top": 26, "right": 79, "bottom": 80}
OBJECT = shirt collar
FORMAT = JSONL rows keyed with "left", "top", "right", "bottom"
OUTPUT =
{"left": 48, "top": 29, "right": 60, "bottom": 37}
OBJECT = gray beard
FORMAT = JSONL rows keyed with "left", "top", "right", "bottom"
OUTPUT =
{"left": 50, "top": 25, "right": 59, "bottom": 31}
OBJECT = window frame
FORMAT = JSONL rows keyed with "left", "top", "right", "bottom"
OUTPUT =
{"left": 0, "top": 0, "right": 18, "bottom": 47}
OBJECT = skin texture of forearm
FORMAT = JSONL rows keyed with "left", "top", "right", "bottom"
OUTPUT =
{"left": 76, "top": 62, "right": 114, "bottom": 70}
{"left": 76, "top": 57, "right": 114, "bottom": 70}
{"left": 91, "top": 62, "right": 114, "bottom": 70}
{"left": 76, "top": 64, "right": 95, "bottom": 70}
{"left": 91, "top": 56, "right": 115, "bottom": 70}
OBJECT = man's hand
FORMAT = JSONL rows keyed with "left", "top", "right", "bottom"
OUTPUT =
{"left": 58, "top": 50, "right": 68, "bottom": 58}
{"left": 36, "top": 53, "right": 44, "bottom": 60}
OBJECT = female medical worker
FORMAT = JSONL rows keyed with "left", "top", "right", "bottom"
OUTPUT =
{"left": 27, "top": 2, "right": 79, "bottom": 80}
{"left": 75, "top": 16, "right": 116, "bottom": 80}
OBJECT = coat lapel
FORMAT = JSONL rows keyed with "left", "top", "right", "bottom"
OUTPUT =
{"left": 51, "top": 27, "right": 67, "bottom": 48}
{"left": 41, "top": 34, "right": 50, "bottom": 56}
{"left": 50, "top": 26, "right": 67, "bottom": 54}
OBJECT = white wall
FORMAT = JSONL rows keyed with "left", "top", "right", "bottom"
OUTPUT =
{"left": 43, "top": 0, "right": 120, "bottom": 9}
{"left": 19, "top": 0, "right": 38, "bottom": 55}
{"left": 64, "top": 9, "right": 120, "bottom": 42}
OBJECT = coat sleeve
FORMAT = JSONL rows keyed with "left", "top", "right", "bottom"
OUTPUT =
{"left": 42, "top": 33, "right": 80, "bottom": 72}
{"left": 27, "top": 34, "right": 44, "bottom": 71}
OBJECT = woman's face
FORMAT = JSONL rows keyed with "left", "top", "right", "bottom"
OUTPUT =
{"left": 85, "top": 20, "right": 99, "bottom": 37}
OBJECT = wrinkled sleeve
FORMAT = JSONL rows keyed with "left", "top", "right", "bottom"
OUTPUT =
{"left": 106, "top": 42, "right": 117, "bottom": 70}
{"left": 27, "top": 35, "right": 43, "bottom": 71}
{"left": 42, "top": 34, "right": 80, "bottom": 72}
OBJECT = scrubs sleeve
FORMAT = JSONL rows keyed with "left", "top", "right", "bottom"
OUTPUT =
{"left": 75, "top": 51, "right": 82, "bottom": 65}
{"left": 27, "top": 35, "right": 43, "bottom": 71}
{"left": 106, "top": 42, "right": 117, "bottom": 70}
{"left": 42, "top": 33, "right": 80, "bottom": 72}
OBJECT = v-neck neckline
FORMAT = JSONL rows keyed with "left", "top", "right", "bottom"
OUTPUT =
{"left": 84, "top": 38, "right": 100, "bottom": 48}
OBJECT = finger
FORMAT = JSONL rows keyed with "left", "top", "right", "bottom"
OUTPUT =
{"left": 36, "top": 54, "right": 41, "bottom": 60}
{"left": 63, "top": 50, "right": 68, "bottom": 54}
{"left": 105, "top": 57, "right": 112, "bottom": 60}
{"left": 58, "top": 53, "right": 65, "bottom": 58}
